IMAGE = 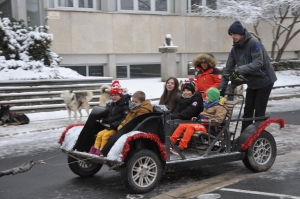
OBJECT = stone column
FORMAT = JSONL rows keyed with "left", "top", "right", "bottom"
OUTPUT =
{"left": 159, "top": 46, "right": 178, "bottom": 82}
{"left": 107, "top": 54, "right": 116, "bottom": 79}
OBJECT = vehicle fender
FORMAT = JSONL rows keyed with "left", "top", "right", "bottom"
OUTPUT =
{"left": 236, "top": 118, "right": 284, "bottom": 151}
{"left": 107, "top": 131, "right": 167, "bottom": 163}
{"left": 59, "top": 124, "right": 85, "bottom": 152}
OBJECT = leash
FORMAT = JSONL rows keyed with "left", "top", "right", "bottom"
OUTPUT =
{"left": 31, "top": 152, "right": 97, "bottom": 167}
{"left": 0, "top": 152, "right": 96, "bottom": 177}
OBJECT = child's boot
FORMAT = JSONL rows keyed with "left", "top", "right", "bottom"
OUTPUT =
{"left": 89, "top": 146, "right": 96, "bottom": 154}
{"left": 95, "top": 148, "right": 103, "bottom": 156}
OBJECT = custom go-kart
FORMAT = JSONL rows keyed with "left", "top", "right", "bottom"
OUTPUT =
{"left": 58, "top": 84, "right": 284, "bottom": 194}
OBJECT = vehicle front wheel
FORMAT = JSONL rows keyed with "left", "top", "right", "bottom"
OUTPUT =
{"left": 120, "top": 149, "right": 163, "bottom": 194}
{"left": 68, "top": 156, "right": 102, "bottom": 177}
{"left": 243, "top": 130, "right": 277, "bottom": 172}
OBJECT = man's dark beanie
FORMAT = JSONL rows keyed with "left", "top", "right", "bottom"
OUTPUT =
{"left": 228, "top": 21, "right": 245, "bottom": 35}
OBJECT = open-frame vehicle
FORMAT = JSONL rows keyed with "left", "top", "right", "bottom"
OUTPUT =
{"left": 58, "top": 92, "right": 284, "bottom": 194}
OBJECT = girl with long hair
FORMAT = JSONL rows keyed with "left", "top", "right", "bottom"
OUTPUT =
{"left": 159, "top": 77, "right": 181, "bottom": 112}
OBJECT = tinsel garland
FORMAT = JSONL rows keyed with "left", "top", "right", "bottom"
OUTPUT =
{"left": 121, "top": 133, "right": 167, "bottom": 161}
{"left": 241, "top": 118, "right": 284, "bottom": 151}
{"left": 58, "top": 123, "right": 84, "bottom": 144}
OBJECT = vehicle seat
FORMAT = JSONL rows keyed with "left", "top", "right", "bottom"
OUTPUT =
{"left": 191, "top": 100, "right": 238, "bottom": 153}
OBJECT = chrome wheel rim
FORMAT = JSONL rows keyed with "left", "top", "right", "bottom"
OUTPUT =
{"left": 253, "top": 138, "right": 272, "bottom": 165}
{"left": 131, "top": 157, "right": 158, "bottom": 187}
{"left": 78, "top": 161, "right": 95, "bottom": 170}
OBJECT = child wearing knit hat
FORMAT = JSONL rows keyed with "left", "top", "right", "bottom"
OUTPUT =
{"left": 170, "top": 79, "right": 203, "bottom": 120}
{"left": 90, "top": 87, "right": 131, "bottom": 156}
{"left": 170, "top": 87, "right": 228, "bottom": 155}
{"left": 181, "top": 79, "right": 196, "bottom": 97}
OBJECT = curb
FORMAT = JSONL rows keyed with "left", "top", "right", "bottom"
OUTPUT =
{"left": 269, "top": 94, "right": 300, "bottom": 100}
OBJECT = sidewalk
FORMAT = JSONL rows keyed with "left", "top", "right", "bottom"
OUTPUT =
{"left": 0, "top": 117, "right": 88, "bottom": 138}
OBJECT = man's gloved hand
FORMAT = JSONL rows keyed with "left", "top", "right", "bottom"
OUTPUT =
{"left": 219, "top": 89, "right": 226, "bottom": 97}
{"left": 228, "top": 70, "right": 239, "bottom": 81}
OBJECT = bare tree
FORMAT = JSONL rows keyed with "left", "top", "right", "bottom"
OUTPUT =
{"left": 194, "top": 0, "right": 300, "bottom": 62}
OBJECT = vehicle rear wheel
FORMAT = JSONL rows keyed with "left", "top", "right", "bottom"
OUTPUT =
{"left": 68, "top": 156, "right": 102, "bottom": 177}
{"left": 243, "top": 130, "right": 276, "bottom": 172}
{"left": 120, "top": 149, "right": 163, "bottom": 194}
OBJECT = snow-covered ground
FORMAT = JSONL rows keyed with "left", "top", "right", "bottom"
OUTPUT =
{"left": 0, "top": 68, "right": 300, "bottom": 159}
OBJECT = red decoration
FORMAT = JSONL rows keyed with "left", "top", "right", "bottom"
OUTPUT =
{"left": 58, "top": 123, "right": 84, "bottom": 144}
{"left": 121, "top": 132, "right": 167, "bottom": 161}
{"left": 241, "top": 118, "right": 284, "bottom": 151}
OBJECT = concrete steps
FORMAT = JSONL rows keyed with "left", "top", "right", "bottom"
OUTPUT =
{"left": 0, "top": 84, "right": 104, "bottom": 93}
{"left": 0, "top": 78, "right": 112, "bottom": 113}
{"left": 0, "top": 90, "right": 101, "bottom": 100}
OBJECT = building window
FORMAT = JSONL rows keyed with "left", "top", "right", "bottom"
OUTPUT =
{"left": 62, "top": 65, "right": 104, "bottom": 77}
{"left": 79, "top": 0, "right": 93, "bottom": 8}
{"left": 26, "top": 0, "right": 41, "bottom": 26}
{"left": 117, "top": 0, "right": 172, "bottom": 13}
{"left": 187, "top": 0, "right": 218, "bottom": 13}
{"left": 48, "top": 0, "right": 101, "bottom": 10}
{"left": 117, "top": 66, "right": 129, "bottom": 78}
{"left": 130, "top": 64, "right": 160, "bottom": 78}
{"left": 139, "top": 0, "right": 150, "bottom": 11}
{"left": 0, "top": 0, "right": 12, "bottom": 19}
{"left": 188, "top": 61, "right": 196, "bottom": 76}
{"left": 117, "top": 64, "right": 160, "bottom": 78}
{"left": 88, "top": 65, "right": 103, "bottom": 76}
{"left": 63, "top": 66, "right": 87, "bottom": 76}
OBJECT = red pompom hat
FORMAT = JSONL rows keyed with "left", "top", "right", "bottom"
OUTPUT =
{"left": 110, "top": 87, "right": 123, "bottom": 97}
{"left": 112, "top": 80, "right": 121, "bottom": 88}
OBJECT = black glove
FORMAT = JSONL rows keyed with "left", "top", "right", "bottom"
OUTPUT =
{"left": 228, "top": 70, "right": 239, "bottom": 81}
{"left": 219, "top": 89, "right": 226, "bottom": 97}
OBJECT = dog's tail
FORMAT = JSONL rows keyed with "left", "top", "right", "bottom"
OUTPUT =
{"left": 83, "top": 91, "right": 93, "bottom": 102}
{"left": 100, "top": 84, "right": 111, "bottom": 94}
{"left": 122, "top": 87, "right": 129, "bottom": 95}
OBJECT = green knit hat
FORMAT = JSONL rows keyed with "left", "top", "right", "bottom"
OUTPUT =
{"left": 206, "top": 88, "right": 220, "bottom": 102}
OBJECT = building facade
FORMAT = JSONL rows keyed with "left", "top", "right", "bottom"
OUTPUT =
{"left": 1, "top": 0, "right": 300, "bottom": 79}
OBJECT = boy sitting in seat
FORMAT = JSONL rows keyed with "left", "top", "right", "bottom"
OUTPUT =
{"left": 170, "top": 88, "right": 228, "bottom": 155}
{"left": 97, "top": 91, "right": 153, "bottom": 157}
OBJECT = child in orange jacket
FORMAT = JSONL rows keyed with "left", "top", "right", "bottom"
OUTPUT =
{"left": 170, "top": 88, "right": 227, "bottom": 154}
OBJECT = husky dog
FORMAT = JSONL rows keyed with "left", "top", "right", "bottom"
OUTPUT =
{"left": 99, "top": 85, "right": 111, "bottom": 107}
{"left": 60, "top": 90, "right": 93, "bottom": 122}
{"left": 99, "top": 85, "right": 129, "bottom": 107}
{"left": 0, "top": 105, "right": 30, "bottom": 126}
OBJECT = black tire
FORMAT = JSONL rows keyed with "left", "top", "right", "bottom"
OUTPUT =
{"left": 243, "top": 130, "right": 277, "bottom": 172}
{"left": 120, "top": 149, "right": 163, "bottom": 194}
{"left": 68, "top": 156, "right": 102, "bottom": 177}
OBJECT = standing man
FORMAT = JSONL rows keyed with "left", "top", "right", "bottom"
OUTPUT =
{"left": 219, "top": 21, "right": 277, "bottom": 132}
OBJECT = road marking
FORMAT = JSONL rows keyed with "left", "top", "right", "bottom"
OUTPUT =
{"left": 220, "top": 188, "right": 300, "bottom": 199}
{"left": 151, "top": 168, "right": 254, "bottom": 199}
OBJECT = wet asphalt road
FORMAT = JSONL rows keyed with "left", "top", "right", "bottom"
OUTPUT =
{"left": 0, "top": 149, "right": 243, "bottom": 199}
{"left": 267, "top": 110, "right": 300, "bottom": 125}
